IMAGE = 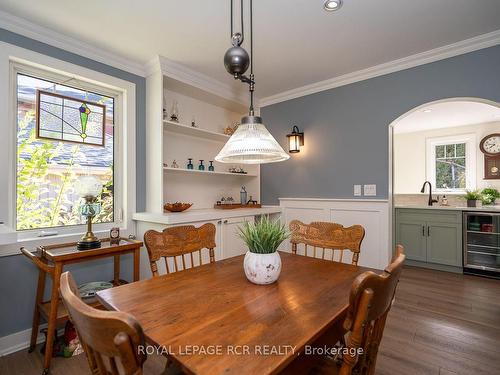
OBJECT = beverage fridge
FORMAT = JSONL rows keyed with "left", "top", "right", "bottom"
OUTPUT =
{"left": 463, "top": 211, "right": 500, "bottom": 278}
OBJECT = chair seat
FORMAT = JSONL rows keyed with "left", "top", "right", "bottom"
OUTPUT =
{"left": 281, "top": 355, "right": 341, "bottom": 375}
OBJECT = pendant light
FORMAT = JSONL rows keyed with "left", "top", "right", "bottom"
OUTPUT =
{"left": 215, "top": 0, "right": 289, "bottom": 164}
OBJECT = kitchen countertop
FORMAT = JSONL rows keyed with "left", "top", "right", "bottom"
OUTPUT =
{"left": 395, "top": 205, "right": 500, "bottom": 212}
{"left": 133, "top": 206, "right": 282, "bottom": 225}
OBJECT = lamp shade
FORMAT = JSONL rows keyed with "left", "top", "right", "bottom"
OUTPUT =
{"left": 76, "top": 175, "right": 102, "bottom": 198}
{"left": 215, "top": 116, "right": 290, "bottom": 164}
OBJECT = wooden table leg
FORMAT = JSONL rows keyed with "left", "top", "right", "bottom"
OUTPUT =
{"left": 42, "top": 262, "right": 62, "bottom": 375}
{"left": 113, "top": 254, "right": 120, "bottom": 286}
{"left": 133, "top": 248, "right": 140, "bottom": 282}
{"left": 29, "top": 268, "right": 46, "bottom": 352}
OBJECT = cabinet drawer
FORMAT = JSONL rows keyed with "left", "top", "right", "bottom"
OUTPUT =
{"left": 396, "top": 209, "right": 461, "bottom": 224}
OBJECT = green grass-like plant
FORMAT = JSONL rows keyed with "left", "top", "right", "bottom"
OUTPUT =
{"left": 481, "top": 187, "right": 500, "bottom": 205}
{"left": 463, "top": 190, "right": 482, "bottom": 201}
{"left": 238, "top": 216, "right": 290, "bottom": 254}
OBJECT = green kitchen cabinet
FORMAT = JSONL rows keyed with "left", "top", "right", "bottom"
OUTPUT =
{"left": 395, "top": 209, "right": 462, "bottom": 268}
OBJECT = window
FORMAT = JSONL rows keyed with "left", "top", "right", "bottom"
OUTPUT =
{"left": 426, "top": 134, "right": 476, "bottom": 193}
{"left": 15, "top": 69, "right": 115, "bottom": 230}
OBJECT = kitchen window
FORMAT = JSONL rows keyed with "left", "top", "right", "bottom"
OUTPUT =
{"left": 426, "top": 134, "right": 476, "bottom": 193}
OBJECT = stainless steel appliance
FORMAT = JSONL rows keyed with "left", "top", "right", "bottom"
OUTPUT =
{"left": 463, "top": 211, "right": 500, "bottom": 278}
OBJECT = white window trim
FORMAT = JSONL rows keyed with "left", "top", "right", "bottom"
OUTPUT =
{"left": 0, "top": 42, "right": 136, "bottom": 256}
{"left": 425, "top": 133, "right": 476, "bottom": 194}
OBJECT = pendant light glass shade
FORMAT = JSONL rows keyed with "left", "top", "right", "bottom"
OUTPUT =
{"left": 215, "top": 116, "right": 290, "bottom": 164}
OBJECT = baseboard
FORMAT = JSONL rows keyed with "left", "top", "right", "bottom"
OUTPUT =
{"left": 406, "top": 259, "right": 463, "bottom": 274}
{"left": 0, "top": 324, "right": 50, "bottom": 357}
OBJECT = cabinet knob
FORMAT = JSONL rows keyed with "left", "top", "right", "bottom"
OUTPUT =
{"left": 217, "top": 220, "right": 222, "bottom": 224}
{"left": 223, "top": 220, "right": 228, "bottom": 224}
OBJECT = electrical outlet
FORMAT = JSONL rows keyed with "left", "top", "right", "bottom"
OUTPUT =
{"left": 353, "top": 185, "right": 362, "bottom": 196}
{"left": 364, "top": 184, "right": 377, "bottom": 196}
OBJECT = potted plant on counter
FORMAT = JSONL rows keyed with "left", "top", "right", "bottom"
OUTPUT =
{"left": 238, "top": 216, "right": 290, "bottom": 285}
{"left": 481, "top": 187, "right": 500, "bottom": 206}
{"left": 464, "top": 190, "right": 482, "bottom": 207}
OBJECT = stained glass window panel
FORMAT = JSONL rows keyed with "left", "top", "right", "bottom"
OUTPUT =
{"left": 37, "top": 90, "right": 106, "bottom": 146}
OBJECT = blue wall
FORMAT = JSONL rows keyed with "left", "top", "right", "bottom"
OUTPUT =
{"left": 0, "top": 29, "right": 146, "bottom": 337}
{"left": 261, "top": 45, "right": 500, "bottom": 204}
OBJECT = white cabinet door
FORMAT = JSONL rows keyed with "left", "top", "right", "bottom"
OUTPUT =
{"left": 221, "top": 216, "right": 255, "bottom": 259}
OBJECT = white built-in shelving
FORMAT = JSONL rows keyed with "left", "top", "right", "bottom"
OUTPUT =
{"left": 163, "top": 167, "right": 257, "bottom": 177}
{"left": 163, "top": 120, "right": 230, "bottom": 142}
{"left": 144, "top": 56, "right": 260, "bottom": 213}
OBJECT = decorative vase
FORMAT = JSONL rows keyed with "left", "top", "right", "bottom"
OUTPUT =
{"left": 243, "top": 251, "right": 281, "bottom": 285}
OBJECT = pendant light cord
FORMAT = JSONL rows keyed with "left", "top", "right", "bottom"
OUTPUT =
{"left": 249, "top": 0, "right": 254, "bottom": 116}
{"left": 230, "top": 0, "right": 244, "bottom": 45}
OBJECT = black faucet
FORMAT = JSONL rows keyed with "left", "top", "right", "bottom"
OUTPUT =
{"left": 420, "top": 181, "right": 439, "bottom": 206}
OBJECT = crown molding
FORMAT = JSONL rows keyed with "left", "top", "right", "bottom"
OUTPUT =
{"left": 260, "top": 29, "right": 500, "bottom": 107}
{"left": 0, "top": 10, "right": 146, "bottom": 77}
{"left": 150, "top": 55, "right": 250, "bottom": 109}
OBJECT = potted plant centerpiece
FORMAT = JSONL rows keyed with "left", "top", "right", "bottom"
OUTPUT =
{"left": 464, "top": 190, "right": 482, "bottom": 208}
{"left": 238, "top": 216, "right": 290, "bottom": 285}
{"left": 481, "top": 187, "right": 500, "bottom": 206}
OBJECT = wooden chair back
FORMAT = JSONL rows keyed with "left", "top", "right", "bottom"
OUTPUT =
{"left": 339, "top": 245, "right": 406, "bottom": 375}
{"left": 144, "top": 223, "right": 216, "bottom": 276}
{"left": 60, "top": 272, "right": 146, "bottom": 375}
{"left": 289, "top": 220, "right": 365, "bottom": 265}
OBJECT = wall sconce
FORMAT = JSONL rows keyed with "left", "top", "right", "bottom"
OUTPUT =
{"left": 286, "top": 126, "right": 304, "bottom": 153}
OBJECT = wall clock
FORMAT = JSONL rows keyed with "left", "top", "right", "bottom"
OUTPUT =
{"left": 480, "top": 133, "right": 500, "bottom": 179}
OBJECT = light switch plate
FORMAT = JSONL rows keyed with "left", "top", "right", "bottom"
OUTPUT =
{"left": 364, "top": 184, "right": 377, "bottom": 196}
{"left": 353, "top": 185, "right": 362, "bottom": 196}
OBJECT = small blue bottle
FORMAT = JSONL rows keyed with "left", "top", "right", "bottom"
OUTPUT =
{"left": 208, "top": 161, "right": 215, "bottom": 171}
{"left": 198, "top": 160, "right": 205, "bottom": 171}
{"left": 187, "top": 158, "right": 193, "bottom": 169}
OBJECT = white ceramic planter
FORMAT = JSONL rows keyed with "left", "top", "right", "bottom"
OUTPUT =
{"left": 243, "top": 251, "right": 282, "bottom": 285}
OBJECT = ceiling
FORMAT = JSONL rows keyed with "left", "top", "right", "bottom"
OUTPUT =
{"left": 1, "top": 0, "right": 500, "bottom": 99}
{"left": 393, "top": 101, "right": 500, "bottom": 134}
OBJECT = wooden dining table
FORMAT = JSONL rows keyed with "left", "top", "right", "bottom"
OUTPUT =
{"left": 97, "top": 251, "right": 372, "bottom": 375}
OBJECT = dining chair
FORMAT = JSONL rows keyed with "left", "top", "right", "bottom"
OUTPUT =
{"left": 59, "top": 271, "right": 147, "bottom": 375}
{"left": 289, "top": 220, "right": 365, "bottom": 265}
{"left": 283, "top": 245, "right": 406, "bottom": 375}
{"left": 144, "top": 223, "right": 217, "bottom": 276}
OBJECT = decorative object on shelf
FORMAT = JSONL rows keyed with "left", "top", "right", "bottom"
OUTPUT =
{"left": 228, "top": 166, "right": 247, "bottom": 174}
{"left": 171, "top": 160, "right": 179, "bottom": 168}
{"left": 191, "top": 116, "right": 197, "bottom": 128}
{"left": 223, "top": 122, "right": 239, "bottom": 135}
{"left": 480, "top": 133, "right": 500, "bottom": 179}
{"left": 286, "top": 125, "right": 305, "bottom": 153}
{"left": 481, "top": 187, "right": 500, "bottom": 205}
{"left": 76, "top": 175, "right": 102, "bottom": 250}
{"left": 163, "top": 162, "right": 168, "bottom": 168}
{"left": 187, "top": 158, "right": 194, "bottom": 169}
{"left": 240, "top": 186, "right": 247, "bottom": 205}
{"left": 109, "top": 227, "right": 120, "bottom": 245}
{"left": 208, "top": 161, "right": 215, "bottom": 171}
{"left": 162, "top": 97, "right": 168, "bottom": 120}
{"left": 163, "top": 202, "right": 193, "bottom": 212}
{"left": 198, "top": 160, "right": 205, "bottom": 171}
{"left": 238, "top": 216, "right": 289, "bottom": 285}
{"left": 464, "top": 190, "right": 482, "bottom": 208}
{"left": 247, "top": 195, "right": 258, "bottom": 205}
{"left": 36, "top": 90, "right": 106, "bottom": 146}
{"left": 216, "top": 0, "right": 289, "bottom": 164}
{"left": 169, "top": 100, "right": 179, "bottom": 122}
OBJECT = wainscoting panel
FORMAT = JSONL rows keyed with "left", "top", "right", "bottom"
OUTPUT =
{"left": 280, "top": 198, "right": 390, "bottom": 270}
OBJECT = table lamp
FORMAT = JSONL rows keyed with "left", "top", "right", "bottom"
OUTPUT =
{"left": 76, "top": 175, "right": 102, "bottom": 250}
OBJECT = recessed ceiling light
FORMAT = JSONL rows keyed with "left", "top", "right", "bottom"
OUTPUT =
{"left": 423, "top": 109, "right": 433, "bottom": 113}
{"left": 324, "top": 0, "right": 343, "bottom": 12}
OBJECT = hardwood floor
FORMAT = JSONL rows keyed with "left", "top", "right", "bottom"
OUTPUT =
{"left": 1, "top": 266, "right": 499, "bottom": 374}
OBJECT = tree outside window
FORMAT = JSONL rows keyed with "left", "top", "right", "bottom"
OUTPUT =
{"left": 16, "top": 73, "right": 114, "bottom": 230}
